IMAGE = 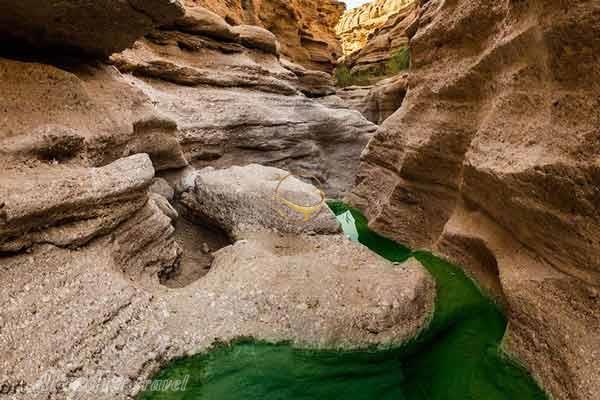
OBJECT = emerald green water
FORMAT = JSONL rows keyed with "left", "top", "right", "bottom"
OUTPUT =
{"left": 140, "top": 203, "right": 547, "bottom": 400}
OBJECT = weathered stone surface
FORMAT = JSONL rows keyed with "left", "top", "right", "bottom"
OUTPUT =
{"left": 181, "top": 164, "right": 341, "bottom": 239}
{"left": 111, "top": 12, "right": 377, "bottom": 197}
{"left": 232, "top": 24, "right": 279, "bottom": 55}
{"left": 0, "top": 58, "right": 187, "bottom": 172}
{"left": 0, "top": 0, "right": 185, "bottom": 57}
{"left": 112, "top": 32, "right": 297, "bottom": 95}
{"left": 336, "top": 0, "right": 413, "bottom": 55}
{"left": 334, "top": 73, "right": 408, "bottom": 124}
{"left": 191, "top": 0, "right": 345, "bottom": 72}
{"left": 0, "top": 154, "right": 154, "bottom": 253}
{"left": 281, "top": 57, "right": 336, "bottom": 97}
{"left": 337, "top": 0, "right": 417, "bottom": 74}
{"left": 169, "top": 4, "right": 238, "bottom": 41}
{"left": 112, "top": 193, "right": 182, "bottom": 283}
{"left": 0, "top": 1, "right": 431, "bottom": 399}
{"left": 0, "top": 229, "right": 434, "bottom": 399}
{"left": 350, "top": 0, "right": 600, "bottom": 398}
{"left": 205, "top": 233, "right": 435, "bottom": 347}
{"left": 149, "top": 177, "right": 176, "bottom": 201}
{"left": 434, "top": 205, "right": 600, "bottom": 400}
{"left": 0, "top": 158, "right": 433, "bottom": 399}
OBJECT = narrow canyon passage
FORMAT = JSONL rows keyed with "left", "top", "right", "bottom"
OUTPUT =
{"left": 0, "top": 0, "right": 597, "bottom": 399}
{"left": 139, "top": 203, "right": 547, "bottom": 400}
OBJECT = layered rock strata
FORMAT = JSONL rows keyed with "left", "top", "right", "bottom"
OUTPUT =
{"left": 350, "top": 0, "right": 600, "bottom": 398}
{"left": 111, "top": 3, "right": 377, "bottom": 197}
{"left": 332, "top": 73, "right": 408, "bottom": 124}
{"left": 336, "top": 0, "right": 413, "bottom": 55}
{"left": 336, "top": 0, "right": 416, "bottom": 74}
{"left": 189, "top": 0, "right": 345, "bottom": 72}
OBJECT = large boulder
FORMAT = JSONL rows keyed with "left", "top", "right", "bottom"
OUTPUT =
{"left": 349, "top": 0, "right": 600, "bottom": 398}
{"left": 203, "top": 233, "right": 435, "bottom": 347}
{"left": 170, "top": 4, "right": 238, "bottom": 41}
{"left": 181, "top": 164, "right": 341, "bottom": 239}
{"left": 232, "top": 24, "right": 279, "bottom": 55}
{"left": 0, "top": 0, "right": 185, "bottom": 57}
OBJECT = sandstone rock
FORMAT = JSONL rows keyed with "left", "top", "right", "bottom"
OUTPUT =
{"left": 435, "top": 205, "right": 600, "bottom": 400}
{"left": 337, "top": 0, "right": 417, "bottom": 75}
{"left": 149, "top": 178, "right": 176, "bottom": 201}
{"left": 171, "top": 4, "right": 238, "bottom": 41}
{"left": 0, "top": 159, "right": 432, "bottom": 399}
{"left": 232, "top": 24, "right": 279, "bottom": 55}
{"left": 191, "top": 0, "right": 344, "bottom": 72}
{"left": 0, "top": 243, "right": 170, "bottom": 400}
{"left": 0, "top": 154, "right": 154, "bottom": 253}
{"left": 112, "top": 193, "right": 182, "bottom": 282}
{"left": 0, "top": 58, "right": 187, "bottom": 172}
{"left": 111, "top": 31, "right": 297, "bottom": 95}
{"left": 0, "top": 1, "right": 429, "bottom": 398}
{"left": 0, "top": 228, "right": 434, "bottom": 399}
{"left": 205, "top": 233, "right": 435, "bottom": 346}
{"left": 281, "top": 58, "right": 336, "bottom": 97}
{"left": 350, "top": 0, "right": 600, "bottom": 398}
{"left": 336, "top": 0, "right": 414, "bottom": 55}
{"left": 335, "top": 73, "right": 408, "bottom": 124}
{"left": 0, "top": 0, "right": 185, "bottom": 57}
{"left": 181, "top": 164, "right": 340, "bottom": 239}
{"left": 111, "top": 17, "right": 377, "bottom": 197}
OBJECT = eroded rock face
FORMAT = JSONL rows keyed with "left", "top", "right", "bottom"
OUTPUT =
{"left": 350, "top": 0, "right": 600, "bottom": 398}
{"left": 336, "top": 0, "right": 416, "bottom": 74}
{"left": 0, "top": 0, "right": 185, "bottom": 57}
{"left": 337, "top": 0, "right": 413, "bottom": 54}
{"left": 333, "top": 73, "right": 408, "bottom": 124}
{"left": 347, "top": 6, "right": 416, "bottom": 75}
{"left": 232, "top": 24, "right": 279, "bottom": 55}
{"left": 280, "top": 58, "right": 337, "bottom": 97}
{"left": 189, "top": 0, "right": 345, "bottom": 72}
{"left": 207, "top": 234, "right": 434, "bottom": 347}
{"left": 0, "top": 58, "right": 188, "bottom": 172}
{"left": 0, "top": 154, "right": 154, "bottom": 253}
{"left": 111, "top": 6, "right": 377, "bottom": 197}
{"left": 167, "top": 5, "right": 239, "bottom": 41}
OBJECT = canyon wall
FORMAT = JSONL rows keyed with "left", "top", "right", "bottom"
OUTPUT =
{"left": 332, "top": 73, "right": 408, "bottom": 125}
{"left": 336, "top": 0, "right": 416, "bottom": 73}
{"left": 188, "top": 0, "right": 345, "bottom": 72}
{"left": 1, "top": 2, "right": 375, "bottom": 199}
{"left": 0, "top": 1, "right": 390, "bottom": 398}
{"left": 350, "top": 0, "right": 600, "bottom": 399}
{"left": 110, "top": 2, "right": 376, "bottom": 197}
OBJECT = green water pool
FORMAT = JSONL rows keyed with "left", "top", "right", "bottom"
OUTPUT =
{"left": 140, "top": 202, "right": 547, "bottom": 400}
